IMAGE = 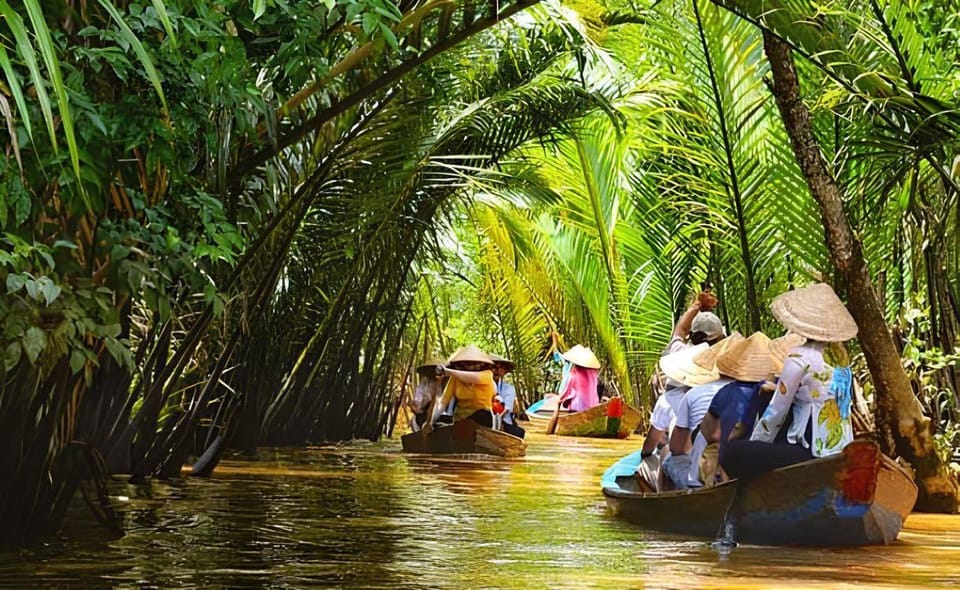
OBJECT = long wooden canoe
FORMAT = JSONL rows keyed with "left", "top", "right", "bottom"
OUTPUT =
{"left": 401, "top": 419, "right": 526, "bottom": 458}
{"left": 602, "top": 440, "right": 917, "bottom": 545}
{"left": 525, "top": 397, "right": 643, "bottom": 438}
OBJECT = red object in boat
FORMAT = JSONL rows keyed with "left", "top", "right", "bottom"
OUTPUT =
{"left": 607, "top": 397, "right": 624, "bottom": 419}
{"left": 841, "top": 441, "right": 879, "bottom": 503}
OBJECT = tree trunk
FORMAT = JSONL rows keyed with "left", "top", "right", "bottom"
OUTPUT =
{"left": 762, "top": 30, "right": 959, "bottom": 512}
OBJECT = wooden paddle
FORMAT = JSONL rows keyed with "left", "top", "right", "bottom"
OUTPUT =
{"left": 545, "top": 400, "right": 562, "bottom": 435}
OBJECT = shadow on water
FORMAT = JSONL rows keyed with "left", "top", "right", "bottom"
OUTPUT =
{"left": 1, "top": 432, "right": 959, "bottom": 588}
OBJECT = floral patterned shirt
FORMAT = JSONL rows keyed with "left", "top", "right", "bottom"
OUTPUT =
{"left": 750, "top": 342, "right": 853, "bottom": 457}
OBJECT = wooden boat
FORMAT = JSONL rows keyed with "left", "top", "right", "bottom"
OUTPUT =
{"left": 602, "top": 440, "right": 917, "bottom": 545}
{"left": 525, "top": 397, "right": 643, "bottom": 438}
{"left": 401, "top": 419, "right": 526, "bottom": 458}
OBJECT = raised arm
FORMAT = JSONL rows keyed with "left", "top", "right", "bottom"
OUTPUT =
{"left": 672, "top": 302, "right": 702, "bottom": 342}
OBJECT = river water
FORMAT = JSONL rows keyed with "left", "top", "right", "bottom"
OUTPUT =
{"left": 1, "top": 432, "right": 959, "bottom": 589}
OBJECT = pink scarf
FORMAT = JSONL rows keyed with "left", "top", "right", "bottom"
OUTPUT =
{"left": 558, "top": 365, "right": 599, "bottom": 412}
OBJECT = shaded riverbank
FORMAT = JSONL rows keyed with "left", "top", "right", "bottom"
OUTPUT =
{"left": 2, "top": 433, "right": 958, "bottom": 588}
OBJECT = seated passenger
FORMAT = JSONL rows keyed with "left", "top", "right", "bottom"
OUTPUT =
{"left": 490, "top": 353, "right": 525, "bottom": 439}
{"left": 434, "top": 345, "right": 497, "bottom": 428}
{"left": 736, "top": 283, "right": 858, "bottom": 478}
{"left": 698, "top": 332, "right": 788, "bottom": 478}
{"left": 557, "top": 345, "right": 602, "bottom": 412}
{"left": 661, "top": 334, "right": 743, "bottom": 489}
{"left": 409, "top": 358, "right": 445, "bottom": 431}
{"left": 640, "top": 298, "right": 727, "bottom": 458}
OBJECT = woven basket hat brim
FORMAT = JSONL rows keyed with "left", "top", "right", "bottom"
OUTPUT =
{"left": 416, "top": 357, "right": 446, "bottom": 374}
{"left": 692, "top": 332, "right": 744, "bottom": 372}
{"left": 447, "top": 345, "right": 495, "bottom": 367}
{"left": 715, "top": 332, "right": 780, "bottom": 382}
{"left": 770, "top": 283, "right": 858, "bottom": 342}
{"left": 488, "top": 353, "right": 515, "bottom": 372}
{"left": 562, "top": 345, "right": 601, "bottom": 369}
{"left": 660, "top": 343, "right": 718, "bottom": 386}
{"left": 769, "top": 333, "right": 806, "bottom": 364}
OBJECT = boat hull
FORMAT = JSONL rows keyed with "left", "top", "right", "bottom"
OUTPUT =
{"left": 602, "top": 441, "right": 917, "bottom": 545}
{"left": 525, "top": 399, "right": 643, "bottom": 438}
{"left": 401, "top": 419, "right": 526, "bottom": 458}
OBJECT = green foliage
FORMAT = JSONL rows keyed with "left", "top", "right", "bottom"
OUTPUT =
{"left": 899, "top": 298, "right": 960, "bottom": 411}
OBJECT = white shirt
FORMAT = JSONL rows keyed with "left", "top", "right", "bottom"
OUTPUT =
{"left": 676, "top": 379, "right": 733, "bottom": 429}
{"left": 751, "top": 343, "right": 854, "bottom": 457}
{"left": 411, "top": 378, "right": 441, "bottom": 413}
{"left": 495, "top": 380, "right": 517, "bottom": 424}
{"left": 672, "top": 378, "right": 730, "bottom": 487}
{"left": 650, "top": 386, "right": 687, "bottom": 431}
{"left": 650, "top": 337, "right": 694, "bottom": 430}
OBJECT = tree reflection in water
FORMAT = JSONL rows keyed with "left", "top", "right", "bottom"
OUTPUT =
{"left": 0, "top": 434, "right": 958, "bottom": 589}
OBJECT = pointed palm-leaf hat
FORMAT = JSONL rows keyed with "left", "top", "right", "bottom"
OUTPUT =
{"left": 770, "top": 283, "right": 858, "bottom": 342}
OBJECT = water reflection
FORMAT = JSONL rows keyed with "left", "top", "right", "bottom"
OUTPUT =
{"left": 0, "top": 433, "right": 958, "bottom": 588}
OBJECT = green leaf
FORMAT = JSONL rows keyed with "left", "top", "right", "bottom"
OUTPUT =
{"left": 150, "top": 0, "right": 178, "bottom": 47}
{"left": 6, "top": 273, "right": 25, "bottom": 293}
{"left": 104, "top": 337, "right": 131, "bottom": 369}
{"left": 3, "top": 340, "right": 21, "bottom": 371}
{"left": 23, "top": 326, "right": 46, "bottom": 364}
{"left": 0, "top": 44, "right": 32, "bottom": 143}
{"left": 361, "top": 11, "right": 379, "bottom": 35}
{"left": 11, "top": 175, "right": 30, "bottom": 225}
{"left": 39, "top": 277, "right": 61, "bottom": 305}
{"left": 253, "top": 0, "right": 267, "bottom": 20}
{"left": 95, "top": 0, "right": 168, "bottom": 114}
{"left": 23, "top": 0, "right": 85, "bottom": 208}
{"left": 24, "top": 278, "right": 40, "bottom": 301}
{"left": 69, "top": 348, "right": 86, "bottom": 374}
{"left": 53, "top": 239, "right": 78, "bottom": 250}
{"left": 0, "top": 1, "right": 56, "bottom": 152}
{"left": 378, "top": 22, "right": 399, "bottom": 51}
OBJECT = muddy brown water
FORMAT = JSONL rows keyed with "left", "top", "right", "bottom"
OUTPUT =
{"left": 1, "top": 432, "right": 958, "bottom": 588}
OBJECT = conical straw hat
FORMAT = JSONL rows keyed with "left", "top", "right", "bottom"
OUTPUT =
{"left": 659, "top": 343, "right": 718, "bottom": 386}
{"left": 488, "top": 353, "right": 515, "bottom": 372}
{"left": 770, "top": 283, "right": 858, "bottom": 342}
{"left": 692, "top": 332, "right": 744, "bottom": 372}
{"left": 562, "top": 344, "right": 601, "bottom": 369}
{"left": 715, "top": 331, "right": 781, "bottom": 382}
{"left": 447, "top": 345, "right": 494, "bottom": 367}
{"left": 769, "top": 333, "right": 806, "bottom": 364}
{"left": 416, "top": 357, "right": 446, "bottom": 374}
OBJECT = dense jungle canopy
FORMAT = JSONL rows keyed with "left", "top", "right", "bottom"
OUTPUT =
{"left": 2, "top": 0, "right": 960, "bottom": 546}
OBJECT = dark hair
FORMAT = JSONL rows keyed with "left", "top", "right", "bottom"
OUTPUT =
{"left": 690, "top": 330, "right": 709, "bottom": 345}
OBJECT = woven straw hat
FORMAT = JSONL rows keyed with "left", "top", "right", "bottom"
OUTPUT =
{"left": 692, "top": 332, "right": 744, "bottom": 372}
{"left": 715, "top": 331, "right": 781, "bottom": 382}
{"left": 659, "top": 343, "right": 718, "bottom": 386}
{"left": 562, "top": 344, "right": 601, "bottom": 369}
{"left": 489, "top": 353, "right": 515, "bottom": 372}
{"left": 770, "top": 283, "right": 858, "bottom": 342}
{"left": 416, "top": 357, "right": 446, "bottom": 375}
{"left": 769, "top": 333, "right": 806, "bottom": 363}
{"left": 447, "top": 345, "right": 495, "bottom": 368}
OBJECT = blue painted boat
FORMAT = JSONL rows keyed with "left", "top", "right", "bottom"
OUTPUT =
{"left": 602, "top": 441, "right": 917, "bottom": 545}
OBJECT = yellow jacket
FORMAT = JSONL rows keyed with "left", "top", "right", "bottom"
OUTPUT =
{"left": 439, "top": 369, "right": 496, "bottom": 421}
